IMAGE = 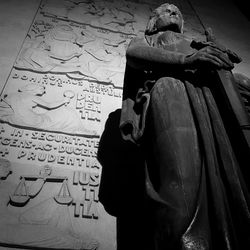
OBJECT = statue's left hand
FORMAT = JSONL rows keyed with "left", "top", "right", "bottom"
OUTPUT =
{"left": 190, "top": 39, "right": 242, "bottom": 64}
{"left": 185, "top": 45, "right": 235, "bottom": 70}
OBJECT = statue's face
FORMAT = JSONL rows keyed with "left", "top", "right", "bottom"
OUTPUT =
{"left": 153, "top": 4, "right": 183, "bottom": 33}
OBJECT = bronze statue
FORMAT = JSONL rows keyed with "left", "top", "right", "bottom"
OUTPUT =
{"left": 118, "top": 3, "right": 250, "bottom": 250}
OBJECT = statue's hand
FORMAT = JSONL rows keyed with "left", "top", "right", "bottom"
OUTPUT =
{"left": 190, "top": 39, "right": 242, "bottom": 64}
{"left": 185, "top": 45, "right": 235, "bottom": 70}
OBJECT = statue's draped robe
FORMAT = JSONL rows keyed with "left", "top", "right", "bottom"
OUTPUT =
{"left": 98, "top": 32, "right": 250, "bottom": 250}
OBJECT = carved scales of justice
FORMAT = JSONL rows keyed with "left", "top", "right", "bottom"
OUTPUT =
{"left": 9, "top": 165, "right": 73, "bottom": 206}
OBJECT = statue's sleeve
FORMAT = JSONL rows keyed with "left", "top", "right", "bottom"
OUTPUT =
{"left": 126, "top": 37, "right": 187, "bottom": 71}
{"left": 119, "top": 62, "right": 149, "bottom": 144}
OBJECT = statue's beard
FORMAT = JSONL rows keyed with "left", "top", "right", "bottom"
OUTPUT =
{"left": 155, "top": 16, "right": 182, "bottom": 33}
{"left": 157, "top": 23, "right": 181, "bottom": 33}
{"left": 145, "top": 17, "right": 182, "bottom": 36}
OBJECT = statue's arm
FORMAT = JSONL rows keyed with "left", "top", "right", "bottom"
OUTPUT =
{"left": 126, "top": 37, "right": 186, "bottom": 71}
{"left": 126, "top": 36, "right": 235, "bottom": 71}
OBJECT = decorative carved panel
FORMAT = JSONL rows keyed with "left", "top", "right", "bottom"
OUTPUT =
{"left": 0, "top": 0, "right": 204, "bottom": 249}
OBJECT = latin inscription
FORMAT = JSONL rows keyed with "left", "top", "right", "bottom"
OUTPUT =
{"left": 0, "top": 127, "right": 100, "bottom": 169}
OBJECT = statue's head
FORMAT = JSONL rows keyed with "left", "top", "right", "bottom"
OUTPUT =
{"left": 145, "top": 3, "right": 184, "bottom": 35}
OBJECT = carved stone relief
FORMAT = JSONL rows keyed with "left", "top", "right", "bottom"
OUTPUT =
{"left": 15, "top": 17, "right": 128, "bottom": 87}
{"left": 0, "top": 158, "right": 115, "bottom": 250}
{"left": 0, "top": 0, "right": 205, "bottom": 249}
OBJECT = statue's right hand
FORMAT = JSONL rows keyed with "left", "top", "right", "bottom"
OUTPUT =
{"left": 185, "top": 46, "right": 234, "bottom": 70}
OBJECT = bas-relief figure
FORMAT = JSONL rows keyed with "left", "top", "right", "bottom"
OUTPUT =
{"left": 0, "top": 83, "right": 96, "bottom": 135}
{"left": 114, "top": 3, "right": 250, "bottom": 250}
{"left": 16, "top": 21, "right": 126, "bottom": 86}
{"left": 42, "top": 0, "right": 152, "bottom": 35}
